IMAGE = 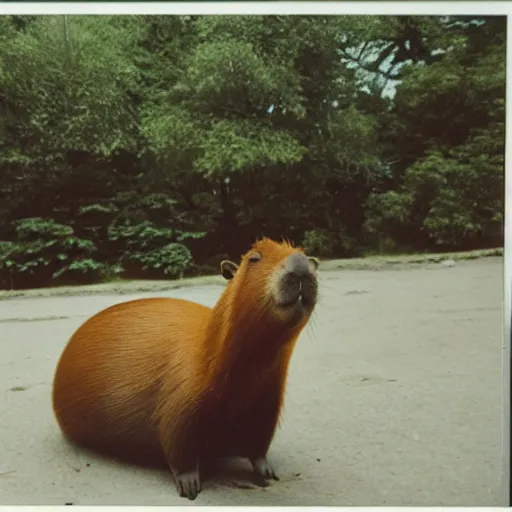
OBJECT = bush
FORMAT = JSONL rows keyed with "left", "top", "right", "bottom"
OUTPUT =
{"left": 302, "top": 229, "right": 337, "bottom": 257}
{"left": 302, "top": 228, "right": 357, "bottom": 258}
{"left": 107, "top": 218, "right": 202, "bottom": 279}
{"left": 125, "top": 242, "right": 193, "bottom": 279}
{"left": 52, "top": 258, "right": 116, "bottom": 284}
{"left": 0, "top": 217, "right": 104, "bottom": 289}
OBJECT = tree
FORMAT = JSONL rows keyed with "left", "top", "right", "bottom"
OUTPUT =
{"left": 0, "top": 15, "right": 505, "bottom": 289}
{"left": 364, "top": 15, "right": 505, "bottom": 251}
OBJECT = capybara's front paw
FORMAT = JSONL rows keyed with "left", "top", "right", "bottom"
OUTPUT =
{"left": 250, "top": 456, "right": 279, "bottom": 486}
{"left": 172, "top": 468, "right": 202, "bottom": 500}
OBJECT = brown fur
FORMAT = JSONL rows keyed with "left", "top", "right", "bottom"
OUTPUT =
{"left": 52, "top": 237, "right": 318, "bottom": 498}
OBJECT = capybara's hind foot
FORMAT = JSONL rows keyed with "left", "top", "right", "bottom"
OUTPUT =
{"left": 250, "top": 456, "right": 279, "bottom": 487}
{"left": 172, "top": 467, "right": 202, "bottom": 500}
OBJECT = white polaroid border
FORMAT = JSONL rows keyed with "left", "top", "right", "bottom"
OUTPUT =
{"left": 0, "top": 1, "right": 509, "bottom": 16}
{"left": 503, "top": 11, "right": 512, "bottom": 509}
{"left": 0, "top": 1, "right": 508, "bottom": 510}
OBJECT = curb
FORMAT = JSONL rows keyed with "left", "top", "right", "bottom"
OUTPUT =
{"left": 0, "top": 247, "right": 503, "bottom": 300}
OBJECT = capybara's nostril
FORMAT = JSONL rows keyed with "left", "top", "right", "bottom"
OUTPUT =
{"left": 282, "top": 252, "right": 311, "bottom": 277}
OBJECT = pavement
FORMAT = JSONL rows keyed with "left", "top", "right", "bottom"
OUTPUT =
{"left": 0, "top": 257, "right": 505, "bottom": 505}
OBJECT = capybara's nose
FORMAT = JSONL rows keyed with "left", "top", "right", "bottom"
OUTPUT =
{"left": 282, "top": 252, "right": 312, "bottom": 277}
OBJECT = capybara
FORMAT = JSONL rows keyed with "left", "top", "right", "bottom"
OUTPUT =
{"left": 52, "top": 237, "right": 319, "bottom": 499}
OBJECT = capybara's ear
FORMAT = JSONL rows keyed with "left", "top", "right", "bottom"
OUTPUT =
{"left": 221, "top": 260, "right": 239, "bottom": 280}
{"left": 308, "top": 257, "right": 319, "bottom": 271}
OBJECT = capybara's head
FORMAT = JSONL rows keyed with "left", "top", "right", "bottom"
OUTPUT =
{"left": 220, "top": 238, "right": 319, "bottom": 326}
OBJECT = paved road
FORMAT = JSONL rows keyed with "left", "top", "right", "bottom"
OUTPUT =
{"left": 0, "top": 258, "right": 505, "bottom": 505}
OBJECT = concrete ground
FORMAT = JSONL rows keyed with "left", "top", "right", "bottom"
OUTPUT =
{"left": 0, "top": 257, "right": 505, "bottom": 505}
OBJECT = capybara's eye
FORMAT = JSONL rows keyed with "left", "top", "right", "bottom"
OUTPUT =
{"left": 248, "top": 252, "right": 262, "bottom": 263}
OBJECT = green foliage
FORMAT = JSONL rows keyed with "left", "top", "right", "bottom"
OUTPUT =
{"left": 108, "top": 220, "right": 175, "bottom": 249}
{"left": 14, "top": 217, "right": 74, "bottom": 240}
{"left": 302, "top": 229, "right": 338, "bottom": 258}
{"left": 302, "top": 228, "right": 358, "bottom": 258}
{"left": 0, "top": 15, "right": 505, "bottom": 289}
{"left": 141, "top": 105, "right": 201, "bottom": 179}
{"left": 419, "top": 127, "right": 503, "bottom": 246}
{"left": 78, "top": 203, "right": 118, "bottom": 216}
{"left": 128, "top": 242, "right": 193, "bottom": 279}
{"left": 363, "top": 190, "right": 414, "bottom": 248}
{"left": 0, "top": 16, "right": 139, "bottom": 163}
{"left": 196, "top": 120, "right": 306, "bottom": 177}
{"left": 53, "top": 258, "right": 110, "bottom": 282}
{"left": 0, "top": 217, "right": 104, "bottom": 288}
{"left": 363, "top": 15, "right": 505, "bottom": 252}
{"left": 366, "top": 123, "right": 504, "bottom": 249}
{"left": 107, "top": 218, "right": 202, "bottom": 279}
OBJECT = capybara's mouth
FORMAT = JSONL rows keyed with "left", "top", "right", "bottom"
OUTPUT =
{"left": 278, "top": 294, "right": 312, "bottom": 312}
{"left": 275, "top": 274, "right": 317, "bottom": 313}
